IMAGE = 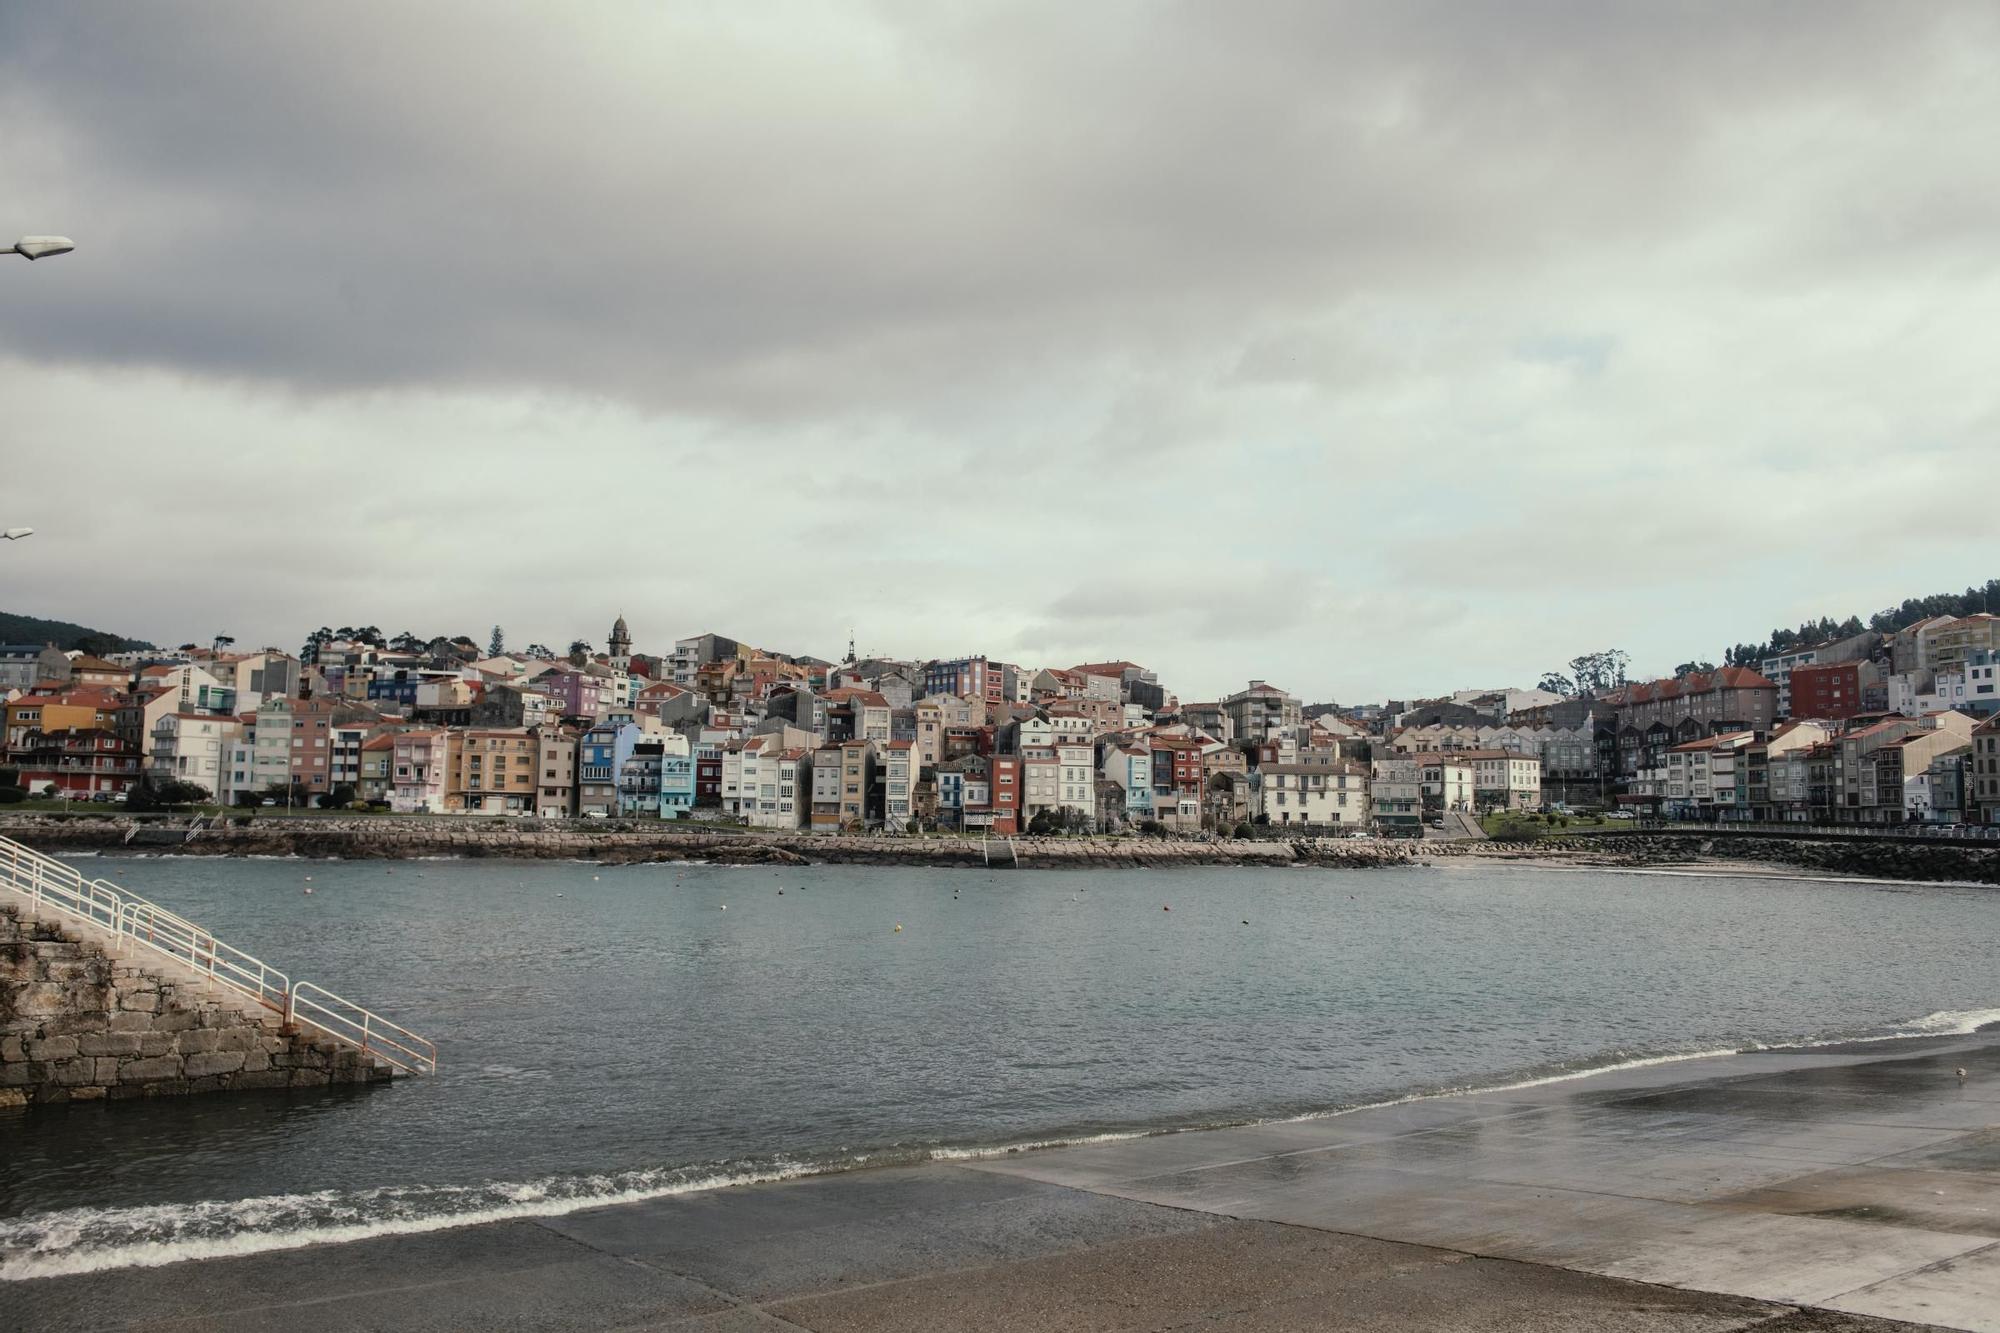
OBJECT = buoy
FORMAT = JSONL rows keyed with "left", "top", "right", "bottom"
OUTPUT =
{"left": 302, "top": 887, "right": 312, "bottom": 896}
{"left": 893, "top": 924, "right": 902, "bottom": 932}
{"left": 593, "top": 875, "right": 600, "bottom": 881}
{"left": 720, "top": 904, "right": 727, "bottom": 911}
{"left": 1241, "top": 919, "right": 1249, "bottom": 925}
{"left": 1163, "top": 905, "right": 1171, "bottom": 912}
{"left": 778, "top": 890, "right": 784, "bottom": 895}
{"left": 304, "top": 876, "right": 313, "bottom": 882}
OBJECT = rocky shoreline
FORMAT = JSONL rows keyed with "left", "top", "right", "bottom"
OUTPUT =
{"left": 2, "top": 815, "right": 1995, "bottom": 884}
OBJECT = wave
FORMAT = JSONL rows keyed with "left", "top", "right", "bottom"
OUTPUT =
{"left": 0, "top": 1161, "right": 824, "bottom": 1281}
{"left": 8, "top": 1004, "right": 1993, "bottom": 1282}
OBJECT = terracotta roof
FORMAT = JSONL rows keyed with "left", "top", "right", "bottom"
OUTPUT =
{"left": 1607, "top": 666, "right": 1776, "bottom": 705}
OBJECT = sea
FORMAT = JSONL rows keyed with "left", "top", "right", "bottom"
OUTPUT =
{"left": 2, "top": 854, "right": 1995, "bottom": 1279}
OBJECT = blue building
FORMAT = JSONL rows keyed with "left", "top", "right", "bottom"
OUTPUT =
{"left": 660, "top": 747, "right": 697, "bottom": 818}
{"left": 578, "top": 714, "right": 643, "bottom": 816}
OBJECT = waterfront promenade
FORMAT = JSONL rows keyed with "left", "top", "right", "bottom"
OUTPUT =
{"left": 12, "top": 1030, "right": 1997, "bottom": 1331}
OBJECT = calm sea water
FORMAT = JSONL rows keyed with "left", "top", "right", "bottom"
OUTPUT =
{"left": 2, "top": 854, "right": 1995, "bottom": 1276}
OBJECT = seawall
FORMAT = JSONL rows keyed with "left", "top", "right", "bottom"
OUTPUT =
{"left": 1, "top": 902, "right": 392, "bottom": 1108}
{"left": 0, "top": 816, "right": 1994, "bottom": 884}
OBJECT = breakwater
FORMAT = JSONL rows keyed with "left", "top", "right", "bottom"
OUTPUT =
{"left": 0, "top": 816, "right": 1993, "bottom": 883}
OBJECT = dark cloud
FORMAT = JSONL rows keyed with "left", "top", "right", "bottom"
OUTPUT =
{"left": 2, "top": 2, "right": 1996, "bottom": 699}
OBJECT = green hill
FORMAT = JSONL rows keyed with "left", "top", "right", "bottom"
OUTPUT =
{"left": 0, "top": 611, "right": 155, "bottom": 656}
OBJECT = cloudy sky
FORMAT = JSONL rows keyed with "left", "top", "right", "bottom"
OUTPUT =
{"left": 3, "top": 2, "right": 1995, "bottom": 702}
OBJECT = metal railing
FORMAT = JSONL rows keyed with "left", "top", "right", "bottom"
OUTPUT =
{"left": 0, "top": 833, "right": 436, "bottom": 1074}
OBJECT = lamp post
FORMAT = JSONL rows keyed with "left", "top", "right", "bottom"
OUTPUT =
{"left": 7, "top": 237, "right": 74, "bottom": 261}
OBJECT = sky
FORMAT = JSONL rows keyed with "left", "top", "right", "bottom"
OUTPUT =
{"left": 3, "top": 2, "right": 1996, "bottom": 704}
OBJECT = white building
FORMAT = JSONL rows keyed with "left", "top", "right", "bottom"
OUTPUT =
{"left": 1256, "top": 763, "right": 1370, "bottom": 828}
{"left": 879, "top": 739, "right": 919, "bottom": 830}
{"left": 147, "top": 713, "right": 240, "bottom": 796}
{"left": 745, "top": 747, "right": 813, "bottom": 829}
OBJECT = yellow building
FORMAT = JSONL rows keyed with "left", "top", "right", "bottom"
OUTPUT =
{"left": 447, "top": 728, "right": 539, "bottom": 815}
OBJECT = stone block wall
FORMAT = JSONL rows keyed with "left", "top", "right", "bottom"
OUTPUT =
{"left": 1, "top": 903, "right": 391, "bottom": 1109}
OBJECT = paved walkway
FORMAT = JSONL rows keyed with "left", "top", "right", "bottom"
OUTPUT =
{"left": 11, "top": 1033, "right": 1997, "bottom": 1331}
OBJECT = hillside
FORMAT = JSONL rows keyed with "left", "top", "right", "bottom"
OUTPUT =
{"left": 1722, "top": 577, "right": 1998, "bottom": 667}
{"left": 0, "top": 611, "right": 154, "bottom": 656}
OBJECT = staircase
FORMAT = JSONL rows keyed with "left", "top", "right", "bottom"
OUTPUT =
{"left": 0, "top": 834, "right": 436, "bottom": 1075}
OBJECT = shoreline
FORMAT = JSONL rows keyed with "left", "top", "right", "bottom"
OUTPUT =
{"left": 5, "top": 815, "right": 1998, "bottom": 884}
{"left": 9, "top": 1010, "right": 1996, "bottom": 1283}
{"left": 11, "top": 1028, "right": 1996, "bottom": 1331}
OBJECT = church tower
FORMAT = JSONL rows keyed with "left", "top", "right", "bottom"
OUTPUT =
{"left": 608, "top": 613, "right": 632, "bottom": 671}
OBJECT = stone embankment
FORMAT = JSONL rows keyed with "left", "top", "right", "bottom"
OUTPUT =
{"left": 1520, "top": 831, "right": 2000, "bottom": 885}
{"left": 0, "top": 815, "right": 1446, "bottom": 870}
{"left": 1, "top": 902, "right": 391, "bottom": 1108}
{"left": 0, "top": 816, "right": 1994, "bottom": 884}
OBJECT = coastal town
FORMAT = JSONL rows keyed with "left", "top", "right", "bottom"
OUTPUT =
{"left": 3, "top": 609, "right": 1997, "bottom": 836}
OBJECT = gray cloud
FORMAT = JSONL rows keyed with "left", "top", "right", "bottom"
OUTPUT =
{"left": 3, "top": 2, "right": 1997, "bottom": 700}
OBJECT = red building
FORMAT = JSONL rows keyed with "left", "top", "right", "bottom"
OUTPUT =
{"left": 1150, "top": 737, "right": 1207, "bottom": 800}
{"left": 15, "top": 728, "right": 142, "bottom": 797}
{"left": 986, "top": 753, "right": 1022, "bottom": 834}
{"left": 1789, "top": 661, "right": 1866, "bottom": 721}
{"left": 695, "top": 743, "right": 723, "bottom": 806}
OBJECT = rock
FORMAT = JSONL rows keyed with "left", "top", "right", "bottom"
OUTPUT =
{"left": 120, "top": 1055, "right": 181, "bottom": 1082}
{"left": 25, "top": 1035, "right": 79, "bottom": 1062}
{"left": 176, "top": 1028, "right": 221, "bottom": 1056}
{"left": 183, "top": 1052, "right": 246, "bottom": 1079}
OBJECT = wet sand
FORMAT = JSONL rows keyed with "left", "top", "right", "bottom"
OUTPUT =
{"left": 10, "top": 1031, "right": 1997, "bottom": 1331}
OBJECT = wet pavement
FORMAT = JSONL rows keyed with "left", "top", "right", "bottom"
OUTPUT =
{"left": 9, "top": 1033, "right": 1996, "bottom": 1331}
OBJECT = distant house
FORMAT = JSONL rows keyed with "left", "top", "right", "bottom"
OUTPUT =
{"left": 0, "top": 644, "right": 71, "bottom": 692}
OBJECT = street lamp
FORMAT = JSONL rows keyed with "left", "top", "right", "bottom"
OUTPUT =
{"left": 7, "top": 237, "right": 74, "bottom": 261}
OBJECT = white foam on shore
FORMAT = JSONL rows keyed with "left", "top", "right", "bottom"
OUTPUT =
{"left": 0, "top": 1163, "right": 820, "bottom": 1281}
{"left": 1763, "top": 1006, "right": 2000, "bottom": 1047}
{"left": 928, "top": 1130, "right": 1152, "bottom": 1160}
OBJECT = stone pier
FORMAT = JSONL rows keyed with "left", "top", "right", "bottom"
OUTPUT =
{"left": 0, "top": 902, "right": 391, "bottom": 1108}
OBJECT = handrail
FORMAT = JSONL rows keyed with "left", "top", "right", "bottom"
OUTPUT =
{"left": 288, "top": 981, "right": 438, "bottom": 1075}
{"left": 0, "top": 832, "right": 434, "bottom": 1074}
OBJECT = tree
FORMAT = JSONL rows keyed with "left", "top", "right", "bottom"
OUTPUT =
{"left": 1567, "top": 649, "right": 1631, "bottom": 697}
{"left": 488, "top": 625, "right": 506, "bottom": 657}
{"left": 0, "top": 765, "right": 19, "bottom": 791}
{"left": 1028, "top": 807, "right": 1061, "bottom": 836}
{"left": 390, "top": 631, "right": 423, "bottom": 653}
{"left": 1537, "top": 672, "right": 1575, "bottom": 697}
{"left": 0, "top": 787, "right": 24, "bottom": 804}
{"left": 212, "top": 634, "right": 235, "bottom": 655}
{"left": 323, "top": 783, "right": 357, "bottom": 808}
{"left": 568, "top": 639, "right": 593, "bottom": 665}
{"left": 301, "top": 626, "right": 335, "bottom": 663}
{"left": 1137, "top": 818, "right": 1165, "bottom": 836}
{"left": 1233, "top": 821, "right": 1253, "bottom": 839}
{"left": 525, "top": 643, "right": 555, "bottom": 661}
{"left": 155, "top": 779, "right": 210, "bottom": 807}
{"left": 1673, "top": 661, "right": 1716, "bottom": 677}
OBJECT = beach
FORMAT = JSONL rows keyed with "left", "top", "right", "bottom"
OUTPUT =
{"left": 9, "top": 1028, "right": 1997, "bottom": 1331}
